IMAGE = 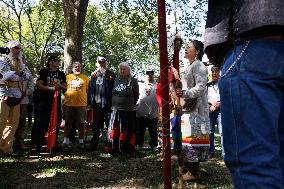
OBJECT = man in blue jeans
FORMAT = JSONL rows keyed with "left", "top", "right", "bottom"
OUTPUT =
{"left": 204, "top": 1, "right": 284, "bottom": 188}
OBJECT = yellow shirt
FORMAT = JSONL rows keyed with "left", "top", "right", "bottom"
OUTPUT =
{"left": 64, "top": 74, "right": 89, "bottom": 107}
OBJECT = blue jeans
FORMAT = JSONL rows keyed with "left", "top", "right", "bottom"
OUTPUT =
{"left": 209, "top": 111, "right": 224, "bottom": 156}
{"left": 219, "top": 39, "right": 284, "bottom": 188}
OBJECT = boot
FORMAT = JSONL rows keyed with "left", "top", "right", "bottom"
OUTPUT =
{"left": 181, "top": 162, "right": 200, "bottom": 181}
{"left": 178, "top": 166, "right": 185, "bottom": 189}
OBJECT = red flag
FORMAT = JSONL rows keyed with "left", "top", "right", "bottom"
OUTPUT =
{"left": 47, "top": 90, "right": 58, "bottom": 150}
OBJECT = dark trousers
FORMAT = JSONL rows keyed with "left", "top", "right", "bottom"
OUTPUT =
{"left": 209, "top": 110, "right": 223, "bottom": 156}
{"left": 91, "top": 105, "right": 110, "bottom": 147}
{"left": 27, "top": 103, "right": 33, "bottom": 127}
{"left": 31, "top": 100, "right": 41, "bottom": 145}
{"left": 69, "top": 120, "right": 78, "bottom": 143}
{"left": 105, "top": 110, "right": 136, "bottom": 155}
{"left": 31, "top": 101, "right": 60, "bottom": 150}
{"left": 136, "top": 117, "right": 158, "bottom": 148}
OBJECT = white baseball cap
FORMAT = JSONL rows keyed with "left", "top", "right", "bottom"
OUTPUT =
{"left": 97, "top": 56, "right": 107, "bottom": 62}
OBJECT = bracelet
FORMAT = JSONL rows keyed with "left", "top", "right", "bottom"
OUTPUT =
{"left": 48, "top": 86, "right": 55, "bottom": 91}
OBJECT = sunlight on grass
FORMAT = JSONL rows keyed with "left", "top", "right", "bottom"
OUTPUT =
{"left": 32, "top": 167, "right": 73, "bottom": 178}
{"left": 86, "top": 162, "right": 103, "bottom": 168}
{"left": 62, "top": 155, "right": 90, "bottom": 160}
{"left": 0, "top": 157, "right": 18, "bottom": 163}
{"left": 99, "top": 153, "right": 111, "bottom": 158}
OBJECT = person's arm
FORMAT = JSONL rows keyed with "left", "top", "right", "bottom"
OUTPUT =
{"left": 58, "top": 72, "right": 67, "bottom": 92}
{"left": 36, "top": 69, "right": 55, "bottom": 91}
{"left": 25, "top": 73, "right": 35, "bottom": 96}
{"left": 87, "top": 75, "right": 95, "bottom": 107}
{"left": 0, "top": 59, "right": 18, "bottom": 83}
{"left": 37, "top": 79, "right": 54, "bottom": 91}
{"left": 85, "top": 75, "right": 90, "bottom": 94}
{"left": 60, "top": 83, "right": 67, "bottom": 92}
{"left": 132, "top": 78, "right": 139, "bottom": 105}
{"left": 183, "top": 62, "right": 208, "bottom": 99}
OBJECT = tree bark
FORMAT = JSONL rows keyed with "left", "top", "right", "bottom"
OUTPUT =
{"left": 62, "top": 0, "right": 89, "bottom": 73}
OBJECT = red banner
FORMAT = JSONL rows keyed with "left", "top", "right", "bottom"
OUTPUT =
{"left": 47, "top": 90, "right": 58, "bottom": 150}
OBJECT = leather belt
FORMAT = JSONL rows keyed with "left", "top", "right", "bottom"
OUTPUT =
{"left": 235, "top": 34, "right": 284, "bottom": 42}
{"left": 5, "top": 81, "right": 23, "bottom": 88}
{"left": 261, "top": 35, "right": 283, "bottom": 39}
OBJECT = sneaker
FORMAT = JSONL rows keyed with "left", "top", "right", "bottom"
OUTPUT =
{"left": 151, "top": 147, "right": 159, "bottom": 153}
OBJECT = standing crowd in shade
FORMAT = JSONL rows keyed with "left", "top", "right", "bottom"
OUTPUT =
{"left": 0, "top": 40, "right": 223, "bottom": 180}
{"left": 0, "top": 50, "right": 165, "bottom": 157}
{"left": 0, "top": 1, "right": 284, "bottom": 188}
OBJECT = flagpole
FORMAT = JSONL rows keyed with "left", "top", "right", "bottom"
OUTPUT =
{"left": 157, "top": 0, "right": 171, "bottom": 188}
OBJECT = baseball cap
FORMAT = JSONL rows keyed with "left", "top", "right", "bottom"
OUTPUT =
{"left": 97, "top": 56, "right": 107, "bottom": 62}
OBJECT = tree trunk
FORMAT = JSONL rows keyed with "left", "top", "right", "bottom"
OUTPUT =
{"left": 62, "top": 0, "right": 89, "bottom": 73}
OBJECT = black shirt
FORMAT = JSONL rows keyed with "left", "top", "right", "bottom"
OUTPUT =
{"left": 37, "top": 68, "right": 66, "bottom": 103}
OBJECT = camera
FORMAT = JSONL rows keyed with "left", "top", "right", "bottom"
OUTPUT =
{"left": 0, "top": 47, "right": 10, "bottom": 55}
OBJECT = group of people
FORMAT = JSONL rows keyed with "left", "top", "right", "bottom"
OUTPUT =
{"left": 0, "top": 1, "right": 284, "bottom": 187}
{"left": 87, "top": 58, "right": 159, "bottom": 156}
{"left": 0, "top": 39, "right": 230, "bottom": 185}
{"left": 0, "top": 46, "right": 161, "bottom": 158}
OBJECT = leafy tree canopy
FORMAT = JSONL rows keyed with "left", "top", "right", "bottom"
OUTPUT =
{"left": 0, "top": 0, "right": 207, "bottom": 78}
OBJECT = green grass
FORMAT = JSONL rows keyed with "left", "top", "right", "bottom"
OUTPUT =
{"left": 0, "top": 123, "right": 233, "bottom": 189}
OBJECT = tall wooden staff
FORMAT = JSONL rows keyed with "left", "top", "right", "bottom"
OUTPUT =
{"left": 171, "top": 34, "right": 184, "bottom": 188}
{"left": 157, "top": 0, "right": 171, "bottom": 188}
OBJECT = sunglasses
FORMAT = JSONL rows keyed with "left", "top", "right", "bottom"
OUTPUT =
{"left": 146, "top": 71, "right": 154, "bottom": 75}
{"left": 14, "top": 46, "right": 21, "bottom": 50}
